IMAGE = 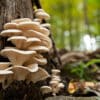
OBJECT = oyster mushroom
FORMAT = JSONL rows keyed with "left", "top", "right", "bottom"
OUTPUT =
{"left": 58, "top": 83, "right": 64, "bottom": 88}
{"left": 23, "top": 30, "right": 52, "bottom": 49}
{"left": 27, "top": 67, "right": 50, "bottom": 83}
{"left": 24, "top": 54, "right": 47, "bottom": 65}
{"left": 4, "top": 23, "right": 18, "bottom": 30}
{"left": 28, "top": 45, "right": 49, "bottom": 52}
{"left": 41, "top": 23, "right": 51, "bottom": 29}
{"left": 6, "top": 65, "right": 38, "bottom": 81}
{"left": 34, "top": 18, "right": 42, "bottom": 23}
{"left": 36, "top": 27, "right": 50, "bottom": 36}
{"left": 40, "top": 86, "right": 52, "bottom": 94}
{"left": 1, "top": 48, "right": 36, "bottom": 65}
{"left": 0, "top": 29, "right": 22, "bottom": 37}
{"left": 18, "top": 22, "right": 40, "bottom": 30}
{"left": 51, "top": 76, "right": 61, "bottom": 82}
{"left": 35, "top": 11, "right": 50, "bottom": 20}
{"left": 0, "top": 62, "right": 11, "bottom": 70}
{"left": 11, "top": 18, "right": 32, "bottom": 23}
{"left": 51, "top": 69, "right": 61, "bottom": 75}
{"left": 7, "top": 36, "right": 41, "bottom": 49}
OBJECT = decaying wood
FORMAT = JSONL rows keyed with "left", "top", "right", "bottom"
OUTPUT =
{"left": 60, "top": 49, "right": 100, "bottom": 67}
{"left": 46, "top": 96, "right": 100, "bottom": 100}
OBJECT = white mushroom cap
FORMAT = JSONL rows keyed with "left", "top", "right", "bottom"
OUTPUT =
{"left": 17, "top": 22, "right": 40, "bottom": 30}
{"left": 40, "top": 86, "right": 52, "bottom": 94}
{"left": 51, "top": 69, "right": 61, "bottom": 75}
{"left": 33, "top": 18, "right": 42, "bottom": 23}
{"left": 36, "top": 27, "right": 50, "bottom": 36}
{"left": 32, "top": 56, "right": 47, "bottom": 65}
{"left": 6, "top": 66, "right": 30, "bottom": 81}
{"left": 7, "top": 36, "right": 41, "bottom": 49}
{"left": 0, "top": 70, "right": 13, "bottom": 83}
{"left": 24, "top": 54, "right": 47, "bottom": 65}
{"left": 23, "top": 30, "right": 52, "bottom": 49}
{"left": 27, "top": 67, "right": 50, "bottom": 83}
{"left": 34, "top": 9, "right": 44, "bottom": 13}
{"left": 0, "top": 62, "right": 11, "bottom": 70}
{"left": 4, "top": 23, "right": 18, "bottom": 29}
{"left": 23, "top": 30, "right": 49, "bottom": 40}
{"left": 0, "top": 29, "right": 22, "bottom": 37}
{"left": 11, "top": 18, "right": 32, "bottom": 24}
{"left": 1, "top": 48, "right": 36, "bottom": 65}
{"left": 35, "top": 11, "right": 50, "bottom": 20}
{"left": 51, "top": 76, "right": 61, "bottom": 82}
{"left": 50, "top": 80, "right": 59, "bottom": 86}
{"left": 27, "top": 63, "right": 39, "bottom": 72}
{"left": 58, "top": 83, "right": 64, "bottom": 88}
{"left": 41, "top": 23, "right": 51, "bottom": 29}
{"left": 28, "top": 45, "right": 49, "bottom": 53}
{"left": 28, "top": 39, "right": 52, "bottom": 49}
{"left": 6, "top": 64, "right": 38, "bottom": 81}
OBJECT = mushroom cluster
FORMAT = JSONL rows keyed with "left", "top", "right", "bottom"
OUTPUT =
{"left": 41, "top": 69, "right": 64, "bottom": 96}
{"left": 0, "top": 9, "right": 52, "bottom": 89}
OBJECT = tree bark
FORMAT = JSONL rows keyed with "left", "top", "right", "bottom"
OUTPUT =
{"left": 0, "top": 0, "right": 33, "bottom": 32}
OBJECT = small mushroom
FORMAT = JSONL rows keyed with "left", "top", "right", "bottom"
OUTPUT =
{"left": 34, "top": 18, "right": 42, "bottom": 23}
{"left": 41, "top": 23, "right": 51, "bottom": 29}
{"left": 0, "top": 62, "right": 11, "bottom": 70}
{"left": 18, "top": 22, "right": 40, "bottom": 30}
{"left": 34, "top": 9, "right": 44, "bottom": 13}
{"left": 35, "top": 11, "right": 50, "bottom": 20}
{"left": 4, "top": 23, "right": 18, "bottom": 29}
{"left": 50, "top": 80, "right": 59, "bottom": 88}
{"left": 1, "top": 48, "right": 36, "bottom": 65}
{"left": 51, "top": 76, "right": 61, "bottom": 82}
{"left": 11, "top": 18, "right": 32, "bottom": 23}
{"left": 58, "top": 83, "right": 65, "bottom": 88}
{"left": 27, "top": 67, "right": 50, "bottom": 83}
{"left": 40, "top": 86, "right": 52, "bottom": 94}
{"left": 0, "top": 29, "right": 22, "bottom": 37}
{"left": 51, "top": 69, "right": 61, "bottom": 75}
{"left": 7, "top": 36, "right": 41, "bottom": 49}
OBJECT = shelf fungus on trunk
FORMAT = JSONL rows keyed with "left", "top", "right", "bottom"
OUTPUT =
{"left": 0, "top": 9, "right": 52, "bottom": 89}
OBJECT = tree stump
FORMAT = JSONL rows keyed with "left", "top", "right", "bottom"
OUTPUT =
{"left": 46, "top": 96, "right": 100, "bottom": 100}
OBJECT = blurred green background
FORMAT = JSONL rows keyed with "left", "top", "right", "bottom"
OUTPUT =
{"left": 41, "top": 0, "right": 100, "bottom": 51}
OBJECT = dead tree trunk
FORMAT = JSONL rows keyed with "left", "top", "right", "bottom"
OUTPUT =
{"left": 0, "top": 0, "right": 33, "bottom": 31}
{"left": 0, "top": 0, "right": 44, "bottom": 100}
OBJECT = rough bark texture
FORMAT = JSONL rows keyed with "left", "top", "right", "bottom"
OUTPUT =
{"left": 46, "top": 96, "right": 100, "bottom": 100}
{"left": 0, "top": 0, "right": 33, "bottom": 31}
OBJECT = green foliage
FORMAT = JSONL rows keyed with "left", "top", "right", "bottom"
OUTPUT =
{"left": 41, "top": 0, "right": 100, "bottom": 50}
{"left": 63, "top": 59, "right": 100, "bottom": 81}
